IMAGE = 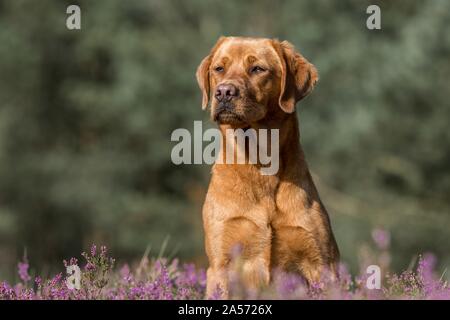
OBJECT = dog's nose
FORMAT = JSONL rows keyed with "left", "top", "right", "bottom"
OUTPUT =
{"left": 215, "top": 84, "right": 239, "bottom": 102}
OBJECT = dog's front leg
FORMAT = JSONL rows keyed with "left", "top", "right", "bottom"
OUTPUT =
{"left": 206, "top": 266, "right": 229, "bottom": 298}
{"left": 204, "top": 215, "right": 272, "bottom": 299}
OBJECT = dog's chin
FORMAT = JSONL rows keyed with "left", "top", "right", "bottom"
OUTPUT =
{"left": 214, "top": 111, "right": 248, "bottom": 128}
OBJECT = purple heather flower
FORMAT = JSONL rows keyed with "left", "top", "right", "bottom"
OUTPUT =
{"left": 91, "top": 245, "right": 97, "bottom": 257}
{"left": 417, "top": 253, "right": 440, "bottom": 297}
{"left": 372, "top": 228, "right": 390, "bottom": 250}
{"left": 0, "top": 281, "right": 15, "bottom": 299}
{"left": 418, "top": 253, "right": 436, "bottom": 283}
{"left": 120, "top": 264, "right": 132, "bottom": 282}
{"left": 275, "top": 271, "right": 305, "bottom": 299}
{"left": 208, "top": 286, "right": 223, "bottom": 300}
{"left": 85, "top": 262, "right": 96, "bottom": 271}
{"left": 63, "top": 257, "right": 78, "bottom": 268}
{"left": 18, "top": 261, "right": 31, "bottom": 283}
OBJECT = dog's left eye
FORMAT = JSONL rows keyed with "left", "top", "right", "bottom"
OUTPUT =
{"left": 250, "top": 66, "right": 266, "bottom": 74}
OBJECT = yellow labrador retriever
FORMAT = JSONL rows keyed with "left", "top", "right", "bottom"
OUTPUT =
{"left": 196, "top": 36, "right": 339, "bottom": 298}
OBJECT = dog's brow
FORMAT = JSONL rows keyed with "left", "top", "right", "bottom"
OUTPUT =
{"left": 246, "top": 55, "right": 258, "bottom": 64}
{"left": 214, "top": 56, "right": 229, "bottom": 66}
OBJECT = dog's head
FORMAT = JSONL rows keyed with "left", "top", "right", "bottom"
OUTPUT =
{"left": 196, "top": 36, "right": 318, "bottom": 128}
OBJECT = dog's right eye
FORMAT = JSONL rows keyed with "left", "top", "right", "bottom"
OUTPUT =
{"left": 250, "top": 66, "right": 266, "bottom": 74}
{"left": 214, "top": 66, "right": 224, "bottom": 73}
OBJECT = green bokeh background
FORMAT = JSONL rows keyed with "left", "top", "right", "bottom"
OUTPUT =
{"left": 0, "top": 0, "right": 449, "bottom": 280}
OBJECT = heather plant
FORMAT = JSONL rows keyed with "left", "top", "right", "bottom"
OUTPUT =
{"left": 1, "top": 234, "right": 449, "bottom": 300}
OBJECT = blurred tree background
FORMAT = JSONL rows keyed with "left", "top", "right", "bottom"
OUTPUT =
{"left": 0, "top": 0, "right": 449, "bottom": 280}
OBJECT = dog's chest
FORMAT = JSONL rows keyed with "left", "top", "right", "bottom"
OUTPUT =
{"left": 211, "top": 164, "right": 281, "bottom": 217}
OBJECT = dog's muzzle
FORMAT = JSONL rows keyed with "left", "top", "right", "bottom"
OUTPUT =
{"left": 213, "top": 102, "right": 243, "bottom": 123}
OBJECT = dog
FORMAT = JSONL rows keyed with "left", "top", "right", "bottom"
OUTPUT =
{"left": 196, "top": 36, "right": 339, "bottom": 298}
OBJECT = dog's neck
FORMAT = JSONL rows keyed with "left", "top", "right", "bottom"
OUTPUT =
{"left": 216, "top": 108, "right": 310, "bottom": 179}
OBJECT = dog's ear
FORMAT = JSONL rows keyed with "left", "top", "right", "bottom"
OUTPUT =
{"left": 196, "top": 55, "right": 212, "bottom": 110}
{"left": 196, "top": 37, "right": 227, "bottom": 110}
{"left": 275, "top": 40, "right": 319, "bottom": 113}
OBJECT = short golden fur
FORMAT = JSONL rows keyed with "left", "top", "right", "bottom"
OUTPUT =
{"left": 196, "top": 36, "right": 339, "bottom": 298}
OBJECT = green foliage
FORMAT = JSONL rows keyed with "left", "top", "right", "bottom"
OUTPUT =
{"left": 0, "top": 0, "right": 449, "bottom": 279}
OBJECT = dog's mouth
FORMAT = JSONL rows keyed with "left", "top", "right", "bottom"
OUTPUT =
{"left": 213, "top": 104, "right": 247, "bottom": 126}
{"left": 214, "top": 111, "right": 244, "bottom": 124}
